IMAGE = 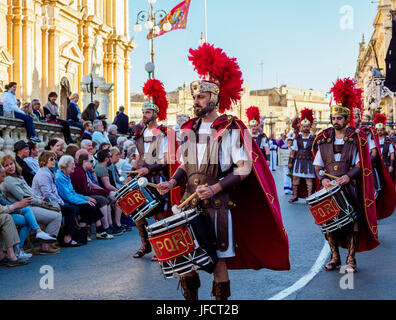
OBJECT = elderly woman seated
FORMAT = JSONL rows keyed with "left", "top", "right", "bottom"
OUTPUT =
{"left": 32, "top": 150, "right": 85, "bottom": 247}
{"left": 0, "top": 155, "right": 62, "bottom": 254}
{"left": 55, "top": 155, "right": 113, "bottom": 240}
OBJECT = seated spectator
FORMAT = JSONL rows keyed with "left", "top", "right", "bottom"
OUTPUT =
{"left": 113, "top": 106, "right": 129, "bottom": 135}
{"left": 32, "top": 151, "right": 83, "bottom": 247}
{"left": 108, "top": 124, "right": 118, "bottom": 146}
{"left": 81, "top": 103, "right": 98, "bottom": 122}
{"left": 117, "top": 136, "right": 127, "bottom": 149}
{"left": 24, "top": 141, "right": 40, "bottom": 175}
{"left": 94, "top": 149, "right": 123, "bottom": 229}
{"left": 98, "top": 142, "right": 111, "bottom": 152}
{"left": 93, "top": 100, "right": 106, "bottom": 120}
{"left": 71, "top": 152, "right": 123, "bottom": 236}
{"left": 127, "top": 121, "right": 136, "bottom": 138}
{"left": 120, "top": 146, "right": 137, "bottom": 180}
{"left": 67, "top": 93, "right": 84, "bottom": 130}
{"left": 92, "top": 120, "right": 110, "bottom": 148}
{"left": 45, "top": 138, "right": 64, "bottom": 172}
{"left": 108, "top": 147, "right": 124, "bottom": 189}
{"left": 80, "top": 139, "right": 95, "bottom": 155}
{"left": 0, "top": 213, "right": 29, "bottom": 267}
{"left": 0, "top": 82, "right": 40, "bottom": 142}
{"left": 81, "top": 121, "right": 94, "bottom": 140}
{"left": 65, "top": 144, "right": 80, "bottom": 159}
{"left": 55, "top": 155, "right": 113, "bottom": 240}
{"left": 0, "top": 154, "right": 62, "bottom": 254}
{"left": 14, "top": 140, "right": 35, "bottom": 186}
{"left": 0, "top": 165, "right": 56, "bottom": 259}
{"left": 43, "top": 92, "right": 76, "bottom": 144}
{"left": 31, "top": 99, "right": 44, "bottom": 121}
{"left": 21, "top": 102, "right": 37, "bottom": 121}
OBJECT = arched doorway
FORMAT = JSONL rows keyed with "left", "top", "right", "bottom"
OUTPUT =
{"left": 60, "top": 77, "right": 71, "bottom": 119}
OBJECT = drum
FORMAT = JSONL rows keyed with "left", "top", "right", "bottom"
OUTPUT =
{"left": 306, "top": 183, "right": 358, "bottom": 234}
{"left": 115, "top": 177, "right": 162, "bottom": 222}
{"left": 147, "top": 208, "right": 218, "bottom": 279}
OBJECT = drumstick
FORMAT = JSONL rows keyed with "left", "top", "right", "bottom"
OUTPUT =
{"left": 318, "top": 170, "right": 339, "bottom": 180}
{"left": 177, "top": 184, "right": 208, "bottom": 210}
{"left": 147, "top": 182, "right": 166, "bottom": 190}
{"left": 122, "top": 171, "right": 139, "bottom": 174}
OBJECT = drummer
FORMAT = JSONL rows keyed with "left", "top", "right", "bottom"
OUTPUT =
{"left": 159, "top": 43, "right": 290, "bottom": 300}
{"left": 312, "top": 78, "right": 380, "bottom": 273}
{"left": 127, "top": 79, "right": 180, "bottom": 260}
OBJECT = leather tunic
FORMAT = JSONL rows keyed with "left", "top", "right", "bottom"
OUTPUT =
{"left": 179, "top": 118, "right": 238, "bottom": 252}
{"left": 294, "top": 134, "right": 315, "bottom": 175}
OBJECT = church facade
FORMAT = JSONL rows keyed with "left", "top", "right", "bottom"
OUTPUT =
{"left": 0, "top": 0, "right": 135, "bottom": 120}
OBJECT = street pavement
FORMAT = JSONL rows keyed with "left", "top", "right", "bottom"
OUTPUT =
{"left": 0, "top": 168, "right": 394, "bottom": 300}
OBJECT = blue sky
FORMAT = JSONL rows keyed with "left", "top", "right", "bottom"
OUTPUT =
{"left": 129, "top": 0, "right": 378, "bottom": 95}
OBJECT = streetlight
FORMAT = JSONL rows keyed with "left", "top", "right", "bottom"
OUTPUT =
{"left": 82, "top": 74, "right": 101, "bottom": 102}
{"left": 133, "top": 0, "right": 172, "bottom": 78}
{"left": 199, "top": 32, "right": 205, "bottom": 45}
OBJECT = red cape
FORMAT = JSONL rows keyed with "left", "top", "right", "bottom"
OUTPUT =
{"left": 313, "top": 127, "right": 380, "bottom": 252}
{"left": 181, "top": 115, "right": 290, "bottom": 271}
{"left": 362, "top": 126, "right": 396, "bottom": 220}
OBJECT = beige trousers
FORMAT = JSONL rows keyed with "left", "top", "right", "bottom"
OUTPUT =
{"left": 0, "top": 214, "right": 20, "bottom": 251}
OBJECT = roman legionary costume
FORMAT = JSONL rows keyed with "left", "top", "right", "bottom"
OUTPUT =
{"left": 131, "top": 78, "right": 181, "bottom": 259}
{"left": 356, "top": 110, "right": 396, "bottom": 220}
{"left": 172, "top": 43, "right": 290, "bottom": 300}
{"left": 246, "top": 106, "right": 269, "bottom": 159}
{"left": 313, "top": 78, "right": 380, "bottom": 273}
{"left": 374, "top": 113, "right": 396, "bottom": 175}
{"left": 288, "top": 108, "right": 315, "bottom": 202}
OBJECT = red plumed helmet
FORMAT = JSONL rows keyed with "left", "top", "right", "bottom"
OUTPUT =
{"left": 188, "top": 43, "right": 244, "bottom": 114}
{"left": 142, "top": 78, "right": 168, "bottom": 122}
{"left": 329, "top": 77, "right": 363, "bottom": 126}
{"left": 246, "top": 106, "right": 260, "bottom": 126}
{"left": 373, "top": 113, "right": 387, "bottom": 129}
{"left": 300, "top": 108, "right": 314, "bottom": 126}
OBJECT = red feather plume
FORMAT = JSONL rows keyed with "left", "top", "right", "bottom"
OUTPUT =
{"left": 329, "top": 77, "right": 363, "bottom": 126}
{"left": 246, "top": 106, "right": 260, "bottom": 124}
{"left": 373, "top": 113, "right": 387, "bottom": 126}
{"left": 188, "top": 43, "right": 244, "bottom": 114}
{"left": 142, "top": 78, "right": 168, "bottom": 122}
{"left": 300, "top": 108, "right": 314, "bottom": 125}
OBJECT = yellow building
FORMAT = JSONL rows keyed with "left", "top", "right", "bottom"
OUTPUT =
{"left": 130, "top": 84, "right": 330, "bottom": 136}
{"left": 0, "top": 0, "right": 135, "bottom": 120}
{"left": 355, "top": 0, "right": 396, "bottom": 122}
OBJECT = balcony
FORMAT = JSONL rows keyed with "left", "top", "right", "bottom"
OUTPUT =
{"left": 0, "top": 117, "right": 81, "bottom": 157}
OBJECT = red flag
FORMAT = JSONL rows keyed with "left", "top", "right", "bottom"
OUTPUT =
{"left": 147, "top": 0, "right": 191, "bottom": 40}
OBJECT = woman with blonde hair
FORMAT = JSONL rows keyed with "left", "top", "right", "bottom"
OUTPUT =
{"left": 67, "top": 93, "right": 84, "bottom": 130}
{"left": 0, "top": 154, "right": 62, "bottom": 254}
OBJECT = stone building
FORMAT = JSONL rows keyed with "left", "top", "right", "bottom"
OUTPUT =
{"left": 355, "top": 0, "right": 396, "bottom": 122}
{"left": 129, "top": 84, "right": 330, "bottom": 136}
{"left": 0, "top": 0, "right": 135, "bottom": 120}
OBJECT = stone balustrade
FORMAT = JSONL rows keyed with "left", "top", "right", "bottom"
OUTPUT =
{"left": 0, "top": 117, "right": 81, "bottom": 157}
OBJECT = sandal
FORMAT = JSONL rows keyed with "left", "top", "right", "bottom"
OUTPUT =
{"left": 345, "top": 256, "right": 357, "bottom": 273}
{"left": 151, "top": 256, "right": 158, "bottom": 261}
{"left": 133, "top": 246, "right": 151, "bottom": 259}
{"left": 288, "top": 197, "right": 298, "bottom": 203}
{"left": 325, "top": 258, "right": 341, "bottom": 271}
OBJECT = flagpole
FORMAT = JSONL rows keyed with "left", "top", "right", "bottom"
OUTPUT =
{"left": 204, "top": 0, "right": 207, "bottom": 42}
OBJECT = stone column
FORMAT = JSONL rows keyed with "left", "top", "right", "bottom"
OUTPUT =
{"left": 12, "top": 6, "right": 22, "bottom": 96}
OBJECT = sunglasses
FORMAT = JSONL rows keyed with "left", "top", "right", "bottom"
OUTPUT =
{"left": 87, "top": 160, "right": 94, "bottom": 163}
{"left": 49, "top": 158, "right": 56, "bottom": 161}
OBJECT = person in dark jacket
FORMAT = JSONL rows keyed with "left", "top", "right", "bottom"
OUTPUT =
{"left": 107, "top": 125, "right": 118, "bottom": 146}
{"left": 112, "top": 106, "right": 129, "bottom": 135}
{"left": 81, "top": 121, "right": 94, "bottom": 140}
{"left": 66, "top": 93, "right": 84, "bottom": 130}
{"left": 14, "top": 140, "right": 35, "bottom": 187}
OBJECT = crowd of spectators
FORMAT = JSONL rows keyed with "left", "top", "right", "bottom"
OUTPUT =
{"left": 0, "top": 82, "right": 140, "bottom": 267}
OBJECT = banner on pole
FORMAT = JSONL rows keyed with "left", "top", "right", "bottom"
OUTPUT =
{"left": 147, "top": 0, "right": 191, "bottom": 40}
